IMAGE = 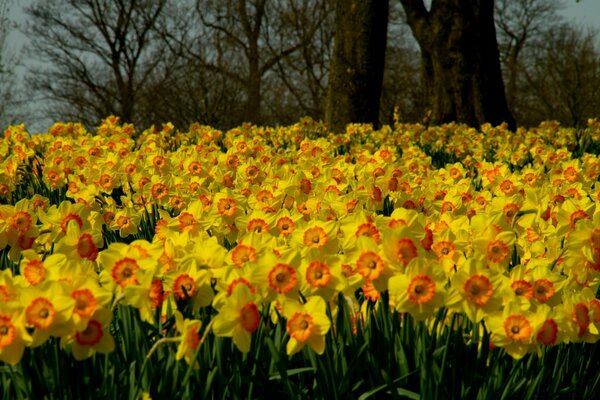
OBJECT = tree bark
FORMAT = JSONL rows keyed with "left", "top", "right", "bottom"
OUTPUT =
{"left": 245, "top": 44, "right": 262, "bottom": 123}
{"left": 325, "top": 0, "right": 389, "bottom": 133}
{"left": 401, "top": 0, "right": 516, "bottom": 130}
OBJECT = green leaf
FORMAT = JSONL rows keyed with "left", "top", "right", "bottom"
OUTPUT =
{"left": 269, "top": 367, "right": 315, "bottom": 380}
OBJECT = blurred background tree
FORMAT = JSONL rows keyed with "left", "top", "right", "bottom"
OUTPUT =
{"left": 519, "top": 24, "right": 600, "bottom": 127}
{"left": 23, "top": 0, "right": 176, "bottom": 128}
{"left": 9, "top": 0, "right": 600, "bottom": 132}
{"left": 495, "top": 0, "right": 564, "bottom": 115}
{"left": 0, "top": 0, "right": 24, "bottom": 129}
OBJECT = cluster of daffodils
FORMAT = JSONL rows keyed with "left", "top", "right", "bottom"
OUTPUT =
{"left": 0, "top": 116, "right": 599, "bottom": 365}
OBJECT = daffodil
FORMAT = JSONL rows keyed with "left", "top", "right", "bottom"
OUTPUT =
{"left": 111, "top": 208, "right": 142, "bottom": 237}
{"left": 251, "top": 248, "right": 301, "bottom": 305}
{"left": 344, "top": 236, "right": 387, "bottom": 292}
{"left": 0, "top": 302, "right": 32, "bottom": 365}
{"left": 174, "top": 311, "right": 203, "bottom": 367}
{"left": 284, "top": 296, "right": 331, "bottom": 356}
{"left": 388, "top": 258, "right": 447, "bottom": 321}
{"left": 97, "top": 240, "right": 161, "bottom": 292}
{"left": 21, "top": 280, "right": 75, "bottom": 347}
{"left": 446, "top": 258, "right": 505, "bottom": 323}
{"left": 0, "top": 269, "right": 19, "bottom": 303}
{"left": 65, "top": 275, "right": 113, "bottom": 330}
{"left": 471, "top": 223, "right": 516, "bottom": 270}
{"left": 212, "top": 284, "right": 261, "bottom": 353}
{"left": 561, "top": 288, "right": 599, "bottom": 343}
{"left": 381, "top": 224, "right": 425, "bottom": 273}
{"left": 530, "top": 304, "right": 569, "bottom": 355}
{"left": 54, "top": 219, "right": 103, "bottom": 264}
{"left": 178, "top": 236, "right": 227, "bottom": 280}
{"left": 123, "top": 268, "right": 165, "bottom": 324}
{"left": 62, "top": 307, "right": 115, "bottom": 360}
{"left": 298, "top": 253, "right": 346, "bottom": 301}
{"left": 555, "top": 198, "right": 595, "bottom": 237}
{"left": 39, "top": 200, "right": 99, "bottom": 242}
{"left": 291, "top": 219, "right": 339, "bottom": 256}
{"left": 485, "top": 302, "right": 535, "bottom": 359}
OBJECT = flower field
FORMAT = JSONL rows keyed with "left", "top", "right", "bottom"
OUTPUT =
{"left": 1, "top": 117, "right": 600, "bottom": 399}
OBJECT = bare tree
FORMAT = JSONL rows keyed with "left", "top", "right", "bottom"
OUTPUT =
{"left": 177, "top": 0, "right": 329, "bottom": 125}
{"left": 266, "top": 0, "right": 334, "bottom": 124}
{"left": 520, "top": 24, "right": 600, "bottom": 127}
{"left": 0, "top": 0, "right": 22, "bottom": 129}
{"left": 400, "top": 0, "right": 515, "bottom": 129}
{"left": 23, "top": 0, "right": 177, "bottom": 129}
{"left": 136, "top": 57, "right": 246, "bottom": 130}
{"left": 495, "top": 0, "right": 564, "bottom": 121}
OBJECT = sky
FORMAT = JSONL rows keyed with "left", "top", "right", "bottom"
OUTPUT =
{"left": 4, "top": 0, "right": 600, "bottom": 132}
{"left": 560, "top": 0, "right": 600, "bottom": 27}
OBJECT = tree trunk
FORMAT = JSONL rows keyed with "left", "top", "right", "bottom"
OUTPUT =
{"left": 401, "top": 0, "right": 516, "bottom": 130}
{"left": 325, "top": 0, "right": 389, "bottom": 133}
{"left": 245, "top": 53, "right": 262, "bottom": 123}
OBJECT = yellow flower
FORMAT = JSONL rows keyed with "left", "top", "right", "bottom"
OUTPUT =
{"left": 174, "top": 311, "right": 203, "bottom": 367}
{"left": 61, "top": 307, "right": 115, "bottom": 360}
{"left": 446, "top": 258, "right": 505, "bottom": 323}
{"left": 291, "top": 220, "right": 339, "bottom": 256}
{"left": 530, "top": 304, "right": 569, "bottom": 355}
{"left": 163, "top": 256, "right": 214, "bottom": 311}
{"left": 4, "top": 199, "right": 39, "bottom": 248}
{"left": 39, "top": 200, "right": 99, "bottom": 242}
{"left": 212, "top": 284, "right": 261, "bottom": 353}
{"left": 236, "top": 209, "right": 276, "bottom": 238}
{"left": 339, "top": 211, "right": 383, "bottom": 250}
{"left": 564, "top": 215, "right": 600, "bottom": 278}
{"left": 471, "top": 223, "right": 516, "bottom": 269}
{"left": 97, "top": 241, "right": 161, "bottom": 292}
{"left": 381, "top": 224, "right": 424, "bottom": 272}
{"left": 179, "top": 236, "right": 227, "bottom": 280}
{"left": 251, "top": 248, "right": 301, "bottom": 304}
{"left": 555, "top": 198, "right": 595, "bottom": 237}
{"left": 388, "top": 258, "right": 447, "bottom": 321}
{"left": 166, "top": 200, "right": 208, "bottom": 237}
{"left": 561, "top": 288, "right": 598, "bottom": 343}
{"left": 0, "top": 269, "right": 19, "bottom": 303}
{"left": 298, "top": 254, "right": 346, "bottom": 301}
{"left": 111, "top": 208, "right": 142, "bottom": 237}
{"left": 0, "top": 302, "right": 32, "bottom": 365}
{"left": 527, "top": 260, "right": 567, "bottom": 307}
{"left": 65, "top": 275, "right": 113, "bottom": 331}
{"left": 54, "top": 219, "right": 103, "bottom": 264}
{"left": 485, "top": 302, "right": 535, "bottom": 359}
{"left": 21, "top": 281, "right": 75, "bottom": 347}
{"left": 123, "top": 268, "right": 165, "bottom": 324}
{"left": 284, "top": 296, "right": 331, "bottom": 356}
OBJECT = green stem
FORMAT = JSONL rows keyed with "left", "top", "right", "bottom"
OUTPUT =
{"left": 132, "top": 336, "right": 182, "bottom": 400}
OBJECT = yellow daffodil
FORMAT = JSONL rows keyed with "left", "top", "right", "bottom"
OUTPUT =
{"left": 21, "top": 280, "right": 75, "bottom": 347}
{"left": 0, "top": 302, "right": 32, "bottom": 365}
{"left": 485, "top": 302, "right": 535, "bottom": 359}
{"left": 62, "top": 307, "right": 115, "bottom": 360}
{"left": 174, "top": 311, "right": 203, "bottom": 367}
{"left": 212, "top": 284, "right": 261, "bottom": 353}
{"left": 446, "top": 258, "right": 505, "bottom": 323}
{"left": 388, "top": 258, "right": 446, "bottom": 321}
{"left": 284, "top": 296, "right": 331, "bottom": 356}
